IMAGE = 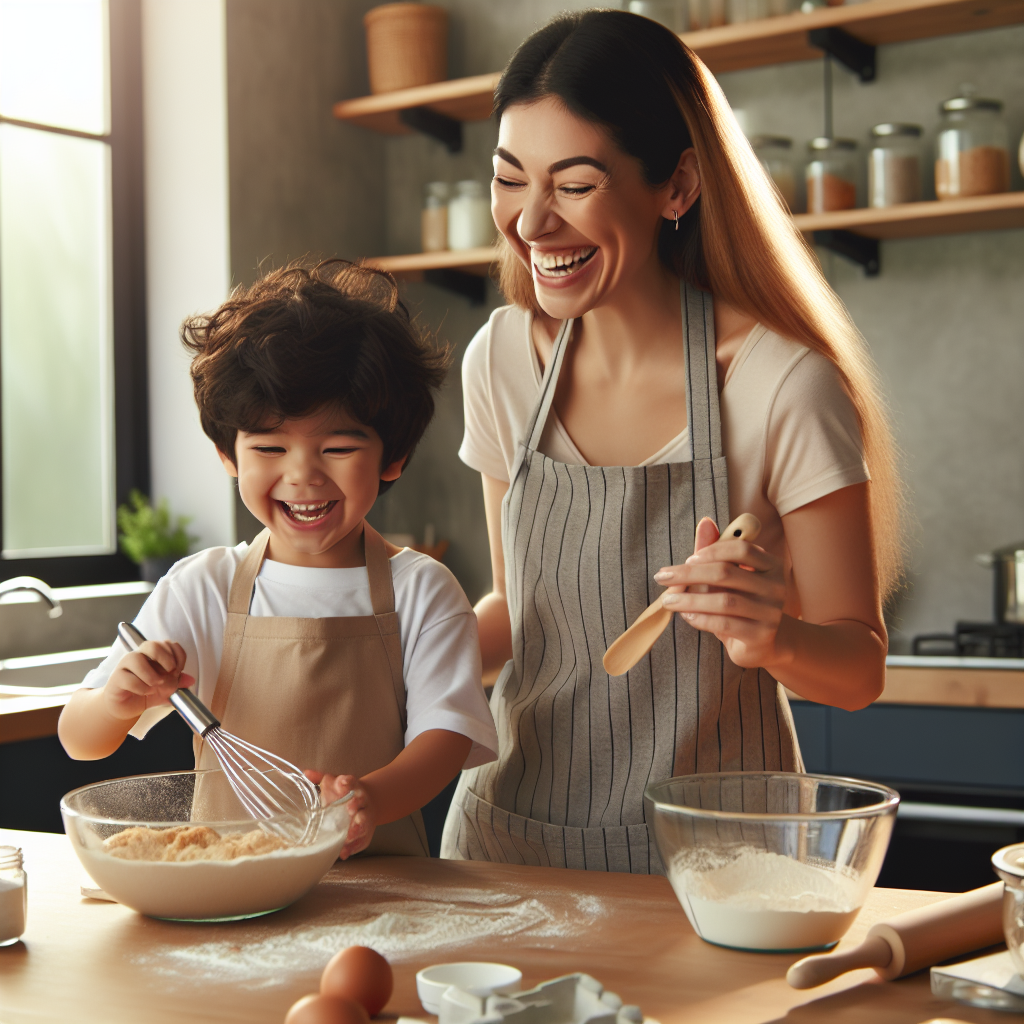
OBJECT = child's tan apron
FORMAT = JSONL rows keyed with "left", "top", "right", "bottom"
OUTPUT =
{"left": 194, "top": 522, "right": 429, "bottom": 857}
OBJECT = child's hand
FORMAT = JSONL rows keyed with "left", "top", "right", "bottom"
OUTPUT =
{"left": 304, "top": 771, "right": 376, "bottom": 860}
{"left": 103, "top": 641, "right": 194, "bottom": 721}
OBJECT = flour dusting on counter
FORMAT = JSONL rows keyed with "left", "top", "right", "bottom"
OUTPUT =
{"left": 131, "top": 887, "right": 609, "bottom": 988}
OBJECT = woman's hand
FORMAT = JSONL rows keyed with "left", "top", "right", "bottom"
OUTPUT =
{"left": 305, "top": 771, "right": 376, "bottom": 860}
{"left": 655, "top": 518, "right": 789, "bottom": 669}
{"left": 102, "top": 641, "right": 194, "bottom": 721}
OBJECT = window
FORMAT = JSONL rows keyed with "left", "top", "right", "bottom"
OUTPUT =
{"left": 0, "top": 0, "right": 146, "bottom": 585}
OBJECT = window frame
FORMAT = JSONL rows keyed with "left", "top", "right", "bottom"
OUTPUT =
{"left": 0, "top": 0, "right": 147, "bottom": 587}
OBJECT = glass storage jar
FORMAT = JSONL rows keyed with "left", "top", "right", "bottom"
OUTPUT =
{"left": 628, "top": 0, "right": 688, "bottom": 31}
{"left": 0, "top": 846, "right": 26, "bottom": 946}
{"left": 750, "top": 134, "right": 798, "bottom": 210}
{"left": 868, "top": 123, "right": 922, "bottom": 207}
{"left": 935, "top": 88, "right": 1010, "bottom": 200}
{"left": 421, "top": 181, "right": 449, "bottom": 253}
{"left": 448, "top": 180, "right": 493, "bottom": 251}
{"left": 806, "top": 137, "right": 858, "bottom": 213}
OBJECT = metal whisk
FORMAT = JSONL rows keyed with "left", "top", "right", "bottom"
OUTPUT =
{"left": 117, "top": 622, "right": 322, "bottom": 843}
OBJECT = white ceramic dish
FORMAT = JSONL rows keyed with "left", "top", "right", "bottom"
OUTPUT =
{"left": 417, "top": 962, "right": 522, "bottom": 1014}
{"left": 437, "top": 972, "right": 642, "bottom": 1024}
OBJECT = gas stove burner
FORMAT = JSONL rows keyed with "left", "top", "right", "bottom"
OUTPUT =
{"left": 912, "top": 621, "right": 1024, "bottom": 659}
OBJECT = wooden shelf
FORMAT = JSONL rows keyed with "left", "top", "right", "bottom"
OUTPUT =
{"left": 333, "top": 73, "right": 499, "bottom": 135}
{"left": 333, "top": 0, "right": 1022, "bottom": 134}
{"left": 362, "top": 195, "right": 1022, "bottom": 278}
{"left": 363, "top": 245, "right": 498, "bottom": 276}
{"left": 681, "top": 0, "right": 1022, "bottom": 73}
{"left": 793, "top": 191, "right": 1024, "bottom": 239}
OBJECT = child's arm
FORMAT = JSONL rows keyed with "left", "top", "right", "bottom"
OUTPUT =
{"left": 309, "top": 728, "right": 472, "bottom": 859}
{"left": 58, "top": 641, "right": 193, "bottom": 760}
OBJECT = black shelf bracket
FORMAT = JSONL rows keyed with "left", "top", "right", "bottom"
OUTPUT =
{"left": 813, "top": 230, "right": 880, "bottom": 276}
{"left": 399, "top": 106, "right": 463, "bottom": 152}
{"left": 808, "top": 27, "right": 876, "bottom": 82}
{"left": 424, "top": 267, "right": 488, "bottom": 304}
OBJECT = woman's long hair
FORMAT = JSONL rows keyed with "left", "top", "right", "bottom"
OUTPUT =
{"left": 494, "top": 10, "right": 904, "bottom": 597}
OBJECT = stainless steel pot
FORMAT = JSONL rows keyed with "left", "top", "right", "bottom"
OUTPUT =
{"left": 976, "top": 542, "right": 1024, "bottom": 624}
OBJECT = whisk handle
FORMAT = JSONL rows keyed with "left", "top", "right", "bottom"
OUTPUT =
{"left": 116, "top": 621, "right": 220, "bottom": 737}
{"left": 168, "top": 687, "right": 220, "bottom": 736}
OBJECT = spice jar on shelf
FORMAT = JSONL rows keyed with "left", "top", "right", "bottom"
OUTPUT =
{"left": 806, "top": 137, "right": 859, "bottom": 213}
{"left": 0, "top": 847, "right": 26, "bottom": 947}
{"left": 448, "top": 180, "right": 493, "bottom": 251}
{"left": 421, "top": 181, "right": 449, "bottom": 253}
{"left": 935, "top": 87, "right": 1010, "bottom": 200}
{"left": 627, "top": 0, "right": 688, "bottom": 31}
{"left": 751, "top": 135, "right": 799, "bottom": 211}
{"left": 868, "top": 123, "right": 922, "bottom": 208}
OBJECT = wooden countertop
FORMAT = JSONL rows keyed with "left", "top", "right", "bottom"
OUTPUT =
{"left": 4, "top": 659, "right": 1021, "bottom": 746}
{"left": 0, "top": 828, "right": 1010, "bottom": 1024}
{"left": 787, "top": 660, "right": 1024, "bottom": 710}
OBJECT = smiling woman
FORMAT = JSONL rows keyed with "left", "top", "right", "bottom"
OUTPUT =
{"left": 441, "top": 10, "right": 904, "bottom": 875}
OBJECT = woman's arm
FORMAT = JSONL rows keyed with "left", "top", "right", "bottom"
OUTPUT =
{"left": 475, "top": 473, "right": 513, "bottom": 677}
{"left": 657, "top": 483, "right": 886, "bottom": 711}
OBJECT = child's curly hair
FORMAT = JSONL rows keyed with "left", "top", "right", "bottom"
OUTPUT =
{"left": 182, "top": 259, "right": 450, "bottom": 493}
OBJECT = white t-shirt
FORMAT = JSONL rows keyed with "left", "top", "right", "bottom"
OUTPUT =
{"left": 460, "top": 304, "right": 870, "bottom": 615}
{"left": 82, "top": 545, "right": 499, "bottom": 769}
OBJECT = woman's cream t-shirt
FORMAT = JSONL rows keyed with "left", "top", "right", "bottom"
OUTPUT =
{"left": 459, "top": 304, "right": 870, "bottom": 612}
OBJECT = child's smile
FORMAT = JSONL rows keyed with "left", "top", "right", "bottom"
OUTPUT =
{"left": 279, "top": 499, "right": 338, "bottom": 525}
{"left": 218, "top": 408, "right": 405, "bottom": 568}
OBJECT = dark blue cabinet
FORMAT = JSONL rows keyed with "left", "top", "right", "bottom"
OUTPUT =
{"left": 790, "top": 701, "right": 1024, "bottom": 790}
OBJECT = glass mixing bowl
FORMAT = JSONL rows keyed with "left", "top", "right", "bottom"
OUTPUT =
{"left": 61, "top": 769, "right": 350, "bottom": 922}
{"left": 646, "top": 772, "right": 899, "bottom": 952}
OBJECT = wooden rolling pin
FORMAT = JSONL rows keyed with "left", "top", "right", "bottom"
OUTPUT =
{"left": 787, "top": 881, "right": 1004, "bottom": 989}
{"left": 602, "top": 513, "right": 761, "bottom": 676}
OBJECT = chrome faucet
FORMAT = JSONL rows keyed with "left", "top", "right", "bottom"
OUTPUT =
{"left": 0, "top": 576, "right": 62, "bottom": 619}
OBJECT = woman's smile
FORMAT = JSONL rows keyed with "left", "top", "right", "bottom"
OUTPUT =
{"left": 531, "top": 244, "right": 601, "bottom": 290}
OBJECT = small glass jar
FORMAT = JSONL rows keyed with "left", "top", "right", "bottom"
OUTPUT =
{"left": 750, "top": 135, "right": 798, "bottom": 210}
{"left": 687, "top": 0, "right": 726, "bottom": 30}
{"left": 806, "top": 137, "right": 858, "bottom": 213}
{"left": 868, "top": 123, "right": 922, "bottom": 208}
{"left": 420, "top": 181, "right": 449, "bottom": 253}
{"left": 448, "top": 180, "right": 493, "bottom": 251}
{"left": 628, "top": 0, "right": 688, "bottom": 31}
{"left": 992, "top": 844, "right": 1024, "bottom": 980}
{"left": 0, "top": 846, "right": 27, "bottom": 947}
{"left": 935, "top": 87, "right": 1010, "bottom": 200}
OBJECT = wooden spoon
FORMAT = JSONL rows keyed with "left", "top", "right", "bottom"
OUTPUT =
{"left": 602, "top": 513, "right": 762, "bottom": 677}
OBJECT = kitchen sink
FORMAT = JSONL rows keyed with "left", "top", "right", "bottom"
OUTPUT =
{"left": 0, "top": 647, "right": 108, "bottom": 694}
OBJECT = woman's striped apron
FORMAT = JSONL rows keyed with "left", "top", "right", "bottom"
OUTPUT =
{"left": 442, "top": 282, "right": 802, "bottom": 874}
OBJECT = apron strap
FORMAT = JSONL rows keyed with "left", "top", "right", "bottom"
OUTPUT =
{"left": 227, "top": 528, "right": 272, "bottom": 615}
{"left": 363, "top": 521, "right": 407, "bottom": 731}
{"left": 525, "top": 317, "right": 574, "bottom": 451}
{"left": 681, "top": 282, "right": 724, "bottom": 463}
{"left": 363, "top": 522, "right": 396, "bottom": 615}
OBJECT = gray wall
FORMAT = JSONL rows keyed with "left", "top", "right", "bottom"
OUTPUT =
{"left": 718, "top": 26, "right": 1024, "bottom": 647}
{"left": 225, "top": 0, "right": 387, "bottom": 542}
{"left": 222, "top": 2, "right": 1024, "bottom": 644}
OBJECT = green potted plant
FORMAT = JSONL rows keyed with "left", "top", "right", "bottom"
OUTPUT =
{"left": 117, "top": 490, "right": 197, "bottom": 583}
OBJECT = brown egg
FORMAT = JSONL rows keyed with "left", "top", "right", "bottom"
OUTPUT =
{"left": 320, "top": 945, "right": 393, "bottom": 1017}
{"left": 284, "top": 994, "right": 370, "bottom": 1024}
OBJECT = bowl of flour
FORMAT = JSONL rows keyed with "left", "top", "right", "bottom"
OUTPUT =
{"left": 646, "top": 772, "right": 899, "bottom": 952}
{"left": 61, "top": 769, "right": 350, "bottom": 922}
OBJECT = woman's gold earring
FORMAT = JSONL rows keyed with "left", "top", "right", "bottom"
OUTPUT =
{"left": 674, "top": 210, "right": 679, "bottom": 231}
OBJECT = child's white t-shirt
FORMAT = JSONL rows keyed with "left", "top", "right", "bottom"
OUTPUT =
{"left": 81, "top": 544, "right": 499, "bottom": 769}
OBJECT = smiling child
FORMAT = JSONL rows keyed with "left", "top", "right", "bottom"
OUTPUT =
{"left": 59, "top": 260, "right": 498, "bottom": 859}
